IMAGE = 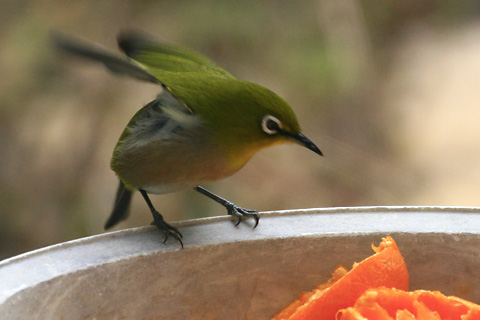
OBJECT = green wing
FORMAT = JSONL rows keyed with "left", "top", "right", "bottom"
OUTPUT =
{"left": 52, "top": 31, "right": 234, "bottom": 85}
{"left": 52, "top": 32, "right": 161, "bottom": 84}
{"left": 117, "top": 31, "right": 234, "bottom": 79}
{"left": 52, "top": 31, "right": 235, "bottom": 113}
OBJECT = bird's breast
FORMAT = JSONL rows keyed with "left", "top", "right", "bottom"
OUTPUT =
{"left": 111, "top": 132, "right": 245, "bottom": 194}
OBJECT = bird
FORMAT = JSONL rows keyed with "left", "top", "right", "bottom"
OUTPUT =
{"left": 52, "top": 31, "right": 323, "bottom": 247}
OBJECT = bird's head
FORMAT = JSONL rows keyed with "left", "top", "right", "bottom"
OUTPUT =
{"left": 197, "top": 80, "right": 322, "bottom": 167}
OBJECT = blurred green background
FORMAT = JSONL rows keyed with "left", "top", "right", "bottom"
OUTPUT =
{"left": 2, "top": 0, "right": 480, "bottom": 260}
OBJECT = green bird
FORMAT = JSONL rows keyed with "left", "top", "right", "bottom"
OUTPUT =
{"left": 52, "top": 31, "right": 323, "bottom": 247}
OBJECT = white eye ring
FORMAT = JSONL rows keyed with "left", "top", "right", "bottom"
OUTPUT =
{"left": 261, "top": 115, "right": 282, "bottom": 135}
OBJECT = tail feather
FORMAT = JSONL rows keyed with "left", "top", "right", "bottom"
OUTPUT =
{"left": 105, "top": 180, "right": 133, "bottom": 229}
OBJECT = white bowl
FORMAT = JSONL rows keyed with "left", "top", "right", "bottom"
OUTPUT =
{"left": 1, "top": 207, "right": 480, "bottom": 319}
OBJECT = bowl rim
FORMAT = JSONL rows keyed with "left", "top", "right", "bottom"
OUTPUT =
{"left": 2, "top": 205, "right": 480, "bottom": 304}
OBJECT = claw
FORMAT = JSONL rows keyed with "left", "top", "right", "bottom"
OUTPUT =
{"left": 140, "top": 189, "right": 183, "bottom": 248}
{"left": 151, "top": 211, "right": 184, "bottom": 248}
{"left": 193, "top": 187, "right": 260, "bottom": 229}
{"left": 226, "top": 204, "right": 260, "bottom": 228}
{"left": 234, "top": 215, "right": 242, "bottom": 226}
{"left": 251, "top": 213, "right": 260, "bottom": 229}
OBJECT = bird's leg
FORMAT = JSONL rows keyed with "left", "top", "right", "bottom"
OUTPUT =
{"left": 194, "top": 186, "right": 260, "bottom": 228}
{"left": 139, "top": 189, "right": 183, "bottom": 248}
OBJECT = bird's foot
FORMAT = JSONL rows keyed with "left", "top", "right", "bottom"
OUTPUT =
{"left": 226, "top": 204, "right": 260, "bottom": 228}
{"left": 193, "top": 186, "right": 260, "bottom": 228}
{"left": 151, "top": 211, "right": 183, "bottom": 248}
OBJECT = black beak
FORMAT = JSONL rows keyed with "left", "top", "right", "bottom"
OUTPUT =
{"left": 285, "top": 132, "right": 323, "bottom": 156}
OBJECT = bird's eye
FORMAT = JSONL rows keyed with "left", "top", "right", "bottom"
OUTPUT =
{"left": 261, "top": 115, "right": 282, "bottom": 135}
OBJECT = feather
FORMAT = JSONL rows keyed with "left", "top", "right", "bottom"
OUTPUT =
{"left": 105, "top": 180, "right": 133, "bottom": 229}
{"left": 121, "top": 90, "right": 202, "bottom": 150}
{"left": 117, "top": 31, "right": 234, "bottom": 79}
{"left": 51, "top": 32, "right": 160, "bottom": 84}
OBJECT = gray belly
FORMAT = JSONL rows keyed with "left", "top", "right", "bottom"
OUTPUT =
{"left": 111, "top": 138, "right": 234, "bottom": 194}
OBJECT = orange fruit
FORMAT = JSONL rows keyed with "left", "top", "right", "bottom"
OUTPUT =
{"left": 271, "top": 236, "right": 409, "bottom": 320}
{"left": 338, "top": 287, "right": 480, "bottom": 320}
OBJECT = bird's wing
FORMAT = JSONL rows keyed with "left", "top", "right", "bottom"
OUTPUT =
{"left": 51, "top": 32, "right": 194, "bottom": 113}
{"left": 118, "top": 88, "right": 199, "bottom": 147}
{"left": 51, "top": 32, "right": 160, "bottom": 84}
{"left": 117, "top": 31, "right": 234, "bottom": 79}
{"left": 51, "top": 32, "right": 226, "bottom": 113}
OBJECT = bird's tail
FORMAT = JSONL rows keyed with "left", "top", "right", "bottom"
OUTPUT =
{"left": 104, "top": 180, "right": 133, "bottom": 229}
